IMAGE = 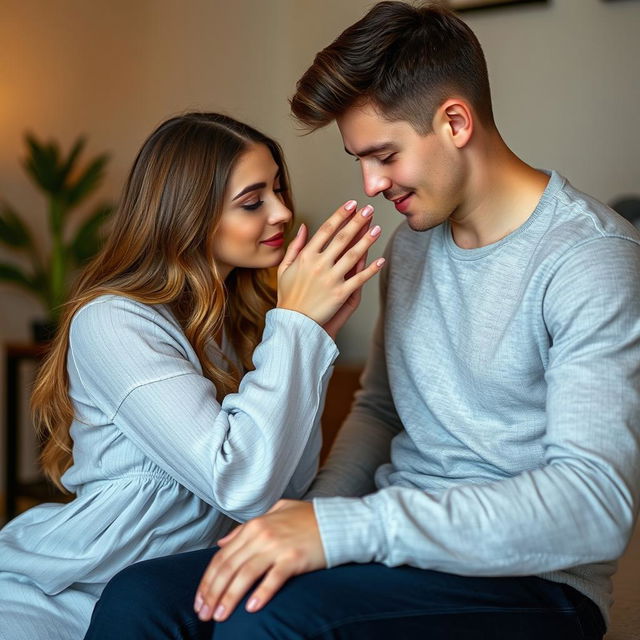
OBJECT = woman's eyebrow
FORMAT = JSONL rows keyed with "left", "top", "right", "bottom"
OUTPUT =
{"left": 232, "top": 168, "right": 282, "bottom": 201}
{"left": 232, "top": 182, "right": 266, "bottom": 201}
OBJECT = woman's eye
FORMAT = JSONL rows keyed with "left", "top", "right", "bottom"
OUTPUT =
{"left": 242, "top": 200, "right": 263, "bottom": 211}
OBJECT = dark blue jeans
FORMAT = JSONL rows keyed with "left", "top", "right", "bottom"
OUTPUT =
{"left": 84, "top": 548, "right": 605, "bottom": 639}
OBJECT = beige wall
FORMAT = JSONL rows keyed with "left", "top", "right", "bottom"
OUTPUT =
{"left": 1, "top": 0, "right": 639, "bottom": 486}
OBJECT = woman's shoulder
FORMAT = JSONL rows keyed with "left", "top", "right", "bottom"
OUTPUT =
{"left": 70, "top": 295, "right": 182, "bottom": 354}
{"left": 74, "top": 293, "right": 156, "bottom": 321}
{"left": 72, "top": 294, "right": 176, "bottom": 330}
{"left": 68, "top": 295, "right": 200, "bottom": 392}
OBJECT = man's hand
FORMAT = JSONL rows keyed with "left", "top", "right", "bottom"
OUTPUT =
{"left": 193, "top": 500, "right": 326, "bottom": 622}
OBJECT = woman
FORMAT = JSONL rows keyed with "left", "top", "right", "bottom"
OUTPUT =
{"left": 0, "top": 112, "right": 383, "bottom": 640}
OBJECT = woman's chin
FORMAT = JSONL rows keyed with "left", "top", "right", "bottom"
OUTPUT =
{"left": 263, "top": 249, "right": 286, "bottom": 267}
{"left": 235, "top": 253, "right": 285, "bottom": 271}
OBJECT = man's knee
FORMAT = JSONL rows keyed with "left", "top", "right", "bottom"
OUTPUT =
{"left": 96, "top": 560, "right": 164, "bottom": 616}
{"left": 88, "top": 557, "right": 210, "bottom": 639}
{"left": 98, "top": 549, "right": 211, "bottom": 614}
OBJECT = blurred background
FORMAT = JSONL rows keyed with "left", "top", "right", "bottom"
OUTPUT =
{"left": 1, "top": 0, "right": 639, "bottom": 495}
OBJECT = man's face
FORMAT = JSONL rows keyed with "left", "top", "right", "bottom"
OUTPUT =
{"left": 337, "top": 102, "right": 465, "bottom": 232}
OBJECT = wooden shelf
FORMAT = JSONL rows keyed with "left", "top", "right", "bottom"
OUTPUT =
{"left": 4, "top": 342, "right": 59, "bottom": 521}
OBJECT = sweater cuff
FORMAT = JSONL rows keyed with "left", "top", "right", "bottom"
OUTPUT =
{"left": 265, "top": 308, "right": 338, "bottom": 360}
{"left": 313, "top": 496, "right": 384, "bottom": 567}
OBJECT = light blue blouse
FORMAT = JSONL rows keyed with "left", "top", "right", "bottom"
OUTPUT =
{"left": 0, "top": 296, "right": 337, "bottom": 640}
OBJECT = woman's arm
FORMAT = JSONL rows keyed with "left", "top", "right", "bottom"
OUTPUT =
{"left": 70, "top": 297, "right": 337, "bottom": 521}
{"left": 70, "top": 202, "right": 384, "bottom": 521}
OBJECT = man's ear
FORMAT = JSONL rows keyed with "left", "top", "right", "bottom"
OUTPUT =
{"left": 434, "top": 99, "right": 473, "bottom": 149}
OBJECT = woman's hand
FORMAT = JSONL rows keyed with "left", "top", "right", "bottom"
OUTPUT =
{"left": 321, "top": 217, "right": 376, "bottom": 339}
{"left": 193, "top": 500, "right": 324, "bottom": 622}
{"left": 277, "top": 200, "right": 384, "bottom": 337}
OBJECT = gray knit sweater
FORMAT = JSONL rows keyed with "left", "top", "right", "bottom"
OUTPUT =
{"left": 309, "top": 170, "right": 640, "bottom": 627}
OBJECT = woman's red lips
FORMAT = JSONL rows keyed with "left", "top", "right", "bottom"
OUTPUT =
{"left": 261, "top": 232, "right": 285, "bottom": 247}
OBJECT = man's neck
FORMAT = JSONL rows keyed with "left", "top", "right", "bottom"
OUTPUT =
{"left": 450, "top": 132, "right": 550, "bottom": 250}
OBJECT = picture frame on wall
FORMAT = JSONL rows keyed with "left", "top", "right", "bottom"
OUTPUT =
{"left": 446, "top": 0, "right": 549, "bottom": 12}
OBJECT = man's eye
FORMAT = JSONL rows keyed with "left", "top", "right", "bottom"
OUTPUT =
{"left": 242, "top": 200, "right": 263, "bottom": 211}
{"left": 380, "top": 153, "right": 396, "bottom": 165}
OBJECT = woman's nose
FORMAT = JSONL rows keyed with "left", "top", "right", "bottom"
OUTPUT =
{"left": 268, "top": 199, "right": 292, "bottom": 225}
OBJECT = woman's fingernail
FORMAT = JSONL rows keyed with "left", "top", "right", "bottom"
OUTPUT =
{"left": 296, "top": 223, "right": 305, "bottom": 237}
{"left": 370, "top": 225, "right": 381, "bottom": 237}
{"left": 199, "top": 604, "right": 212, "bottom": 621}
{"left": 213, "top": 604, "right": 226, "bottom": 621}
{"left": 247, "top": 597, "right": 260, "bottom": 612}
{"left": 376, "top": 258, "right": 386, "bottom": 267}
{"left": 344, "top": 200, "right": 357, "bottom": 212}
{"left": 194, "top": 594, "right": 203, "bottom": 613}
{"left": 361, "top": 205, "right": 374, "bottom": 217}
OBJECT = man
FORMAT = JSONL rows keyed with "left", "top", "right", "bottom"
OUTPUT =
{"left": 85, "top": 3, "right": 639, "bottom": 638}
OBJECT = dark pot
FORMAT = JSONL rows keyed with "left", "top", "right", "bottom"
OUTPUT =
{"left": 31, "top": 319, "right": 58, "bottom": 343}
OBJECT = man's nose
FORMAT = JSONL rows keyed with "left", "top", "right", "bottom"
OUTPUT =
{"left": 362, "top": 166, "right": 392, "bottom": 198}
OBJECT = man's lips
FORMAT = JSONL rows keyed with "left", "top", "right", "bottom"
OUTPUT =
{"left": 389, "top": 192, "right": 412, "bottom": 204}
{"left": 261, "top": 232, "right": 284, "bottom": 247}
{"left": 389, "top": 192, "right": 414, "bottom": 213}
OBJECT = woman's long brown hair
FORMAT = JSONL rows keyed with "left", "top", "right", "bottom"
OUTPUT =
{"left": 31, "top": 113, "right": 294, "bottom": 490}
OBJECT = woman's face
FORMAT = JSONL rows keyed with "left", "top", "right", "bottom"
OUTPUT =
{"left": 212, "top": 143, "right": 292, "bottom": 278}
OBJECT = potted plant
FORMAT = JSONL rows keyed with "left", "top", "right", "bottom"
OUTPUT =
{"left": 0, "top": 134, "right": 113, "bottom": 342}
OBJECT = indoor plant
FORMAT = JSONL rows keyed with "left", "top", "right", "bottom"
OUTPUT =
{"left": 0, "top": 134, "right": 113, "bottom": 341}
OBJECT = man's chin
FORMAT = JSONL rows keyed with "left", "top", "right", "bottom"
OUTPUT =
{"left": 406, "top": 213, "right": 437, "bottom": 233}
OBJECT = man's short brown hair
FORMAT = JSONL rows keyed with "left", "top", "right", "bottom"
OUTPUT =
{"left": 290, "top": 1, "right": 494, "bottom": 134}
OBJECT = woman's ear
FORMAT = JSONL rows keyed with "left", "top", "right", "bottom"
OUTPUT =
{"left": 434, "top": 99, "right": 474, "bottom": 149}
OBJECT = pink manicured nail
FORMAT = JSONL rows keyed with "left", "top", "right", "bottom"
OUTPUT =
{"left": 213, "top": 604, "right": 226, "bottom": 621}
{"left": 370, "top": 225, "right": 381, "bottom": 237}
{"left": 376, "top": 258, "right": 386, "bottom": 267}
{"left": 194, "top": 594, "right": 203, "bottom": 613}
{"left": 198, "top": 604, "right": 211, "bottom": 621}
{"left": 247, "top": 597, "right": 260, "bottom": 612}
{"left": 344, "top": 200, "right": 357, "bottom": 212}
{"left": 296, "top": 223, "right": 305, "bottom": 237}
{"left": 361, "top": 205, "right": 374, "bottom": 217}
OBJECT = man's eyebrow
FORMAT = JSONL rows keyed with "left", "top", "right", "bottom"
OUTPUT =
{"left": 344, "top": 143, "right": 395, "bottom": 158}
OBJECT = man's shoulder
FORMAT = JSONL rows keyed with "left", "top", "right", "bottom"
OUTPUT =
{"left": 546, "top": 172, "right": 640, "bottom": 246}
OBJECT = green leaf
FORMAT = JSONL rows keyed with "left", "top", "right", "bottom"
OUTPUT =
{"left": 23, "top": 133, "right": 63, "bottom": 193}
{"left": 65, "top": 153, "right": 109, "bottom": 208}
{"left": 69, "top": 201, "right": 112, "bottom": 264}
{"left": 59, "top": 136, "right": 86, "bottom": 188}
{"left": 0, "top": 262, "right": 38, "bottom": 292}
{"left": 0, "top": 201, "right": 34, "bottom": 249}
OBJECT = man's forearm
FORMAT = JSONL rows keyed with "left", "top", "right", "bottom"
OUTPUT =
{"left": 313, "top": 458, "right": 636, "bottom": 573}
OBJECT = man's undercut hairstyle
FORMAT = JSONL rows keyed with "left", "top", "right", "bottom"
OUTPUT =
{"left": 291, "top": 1, "right": 494, "bottom": 134}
